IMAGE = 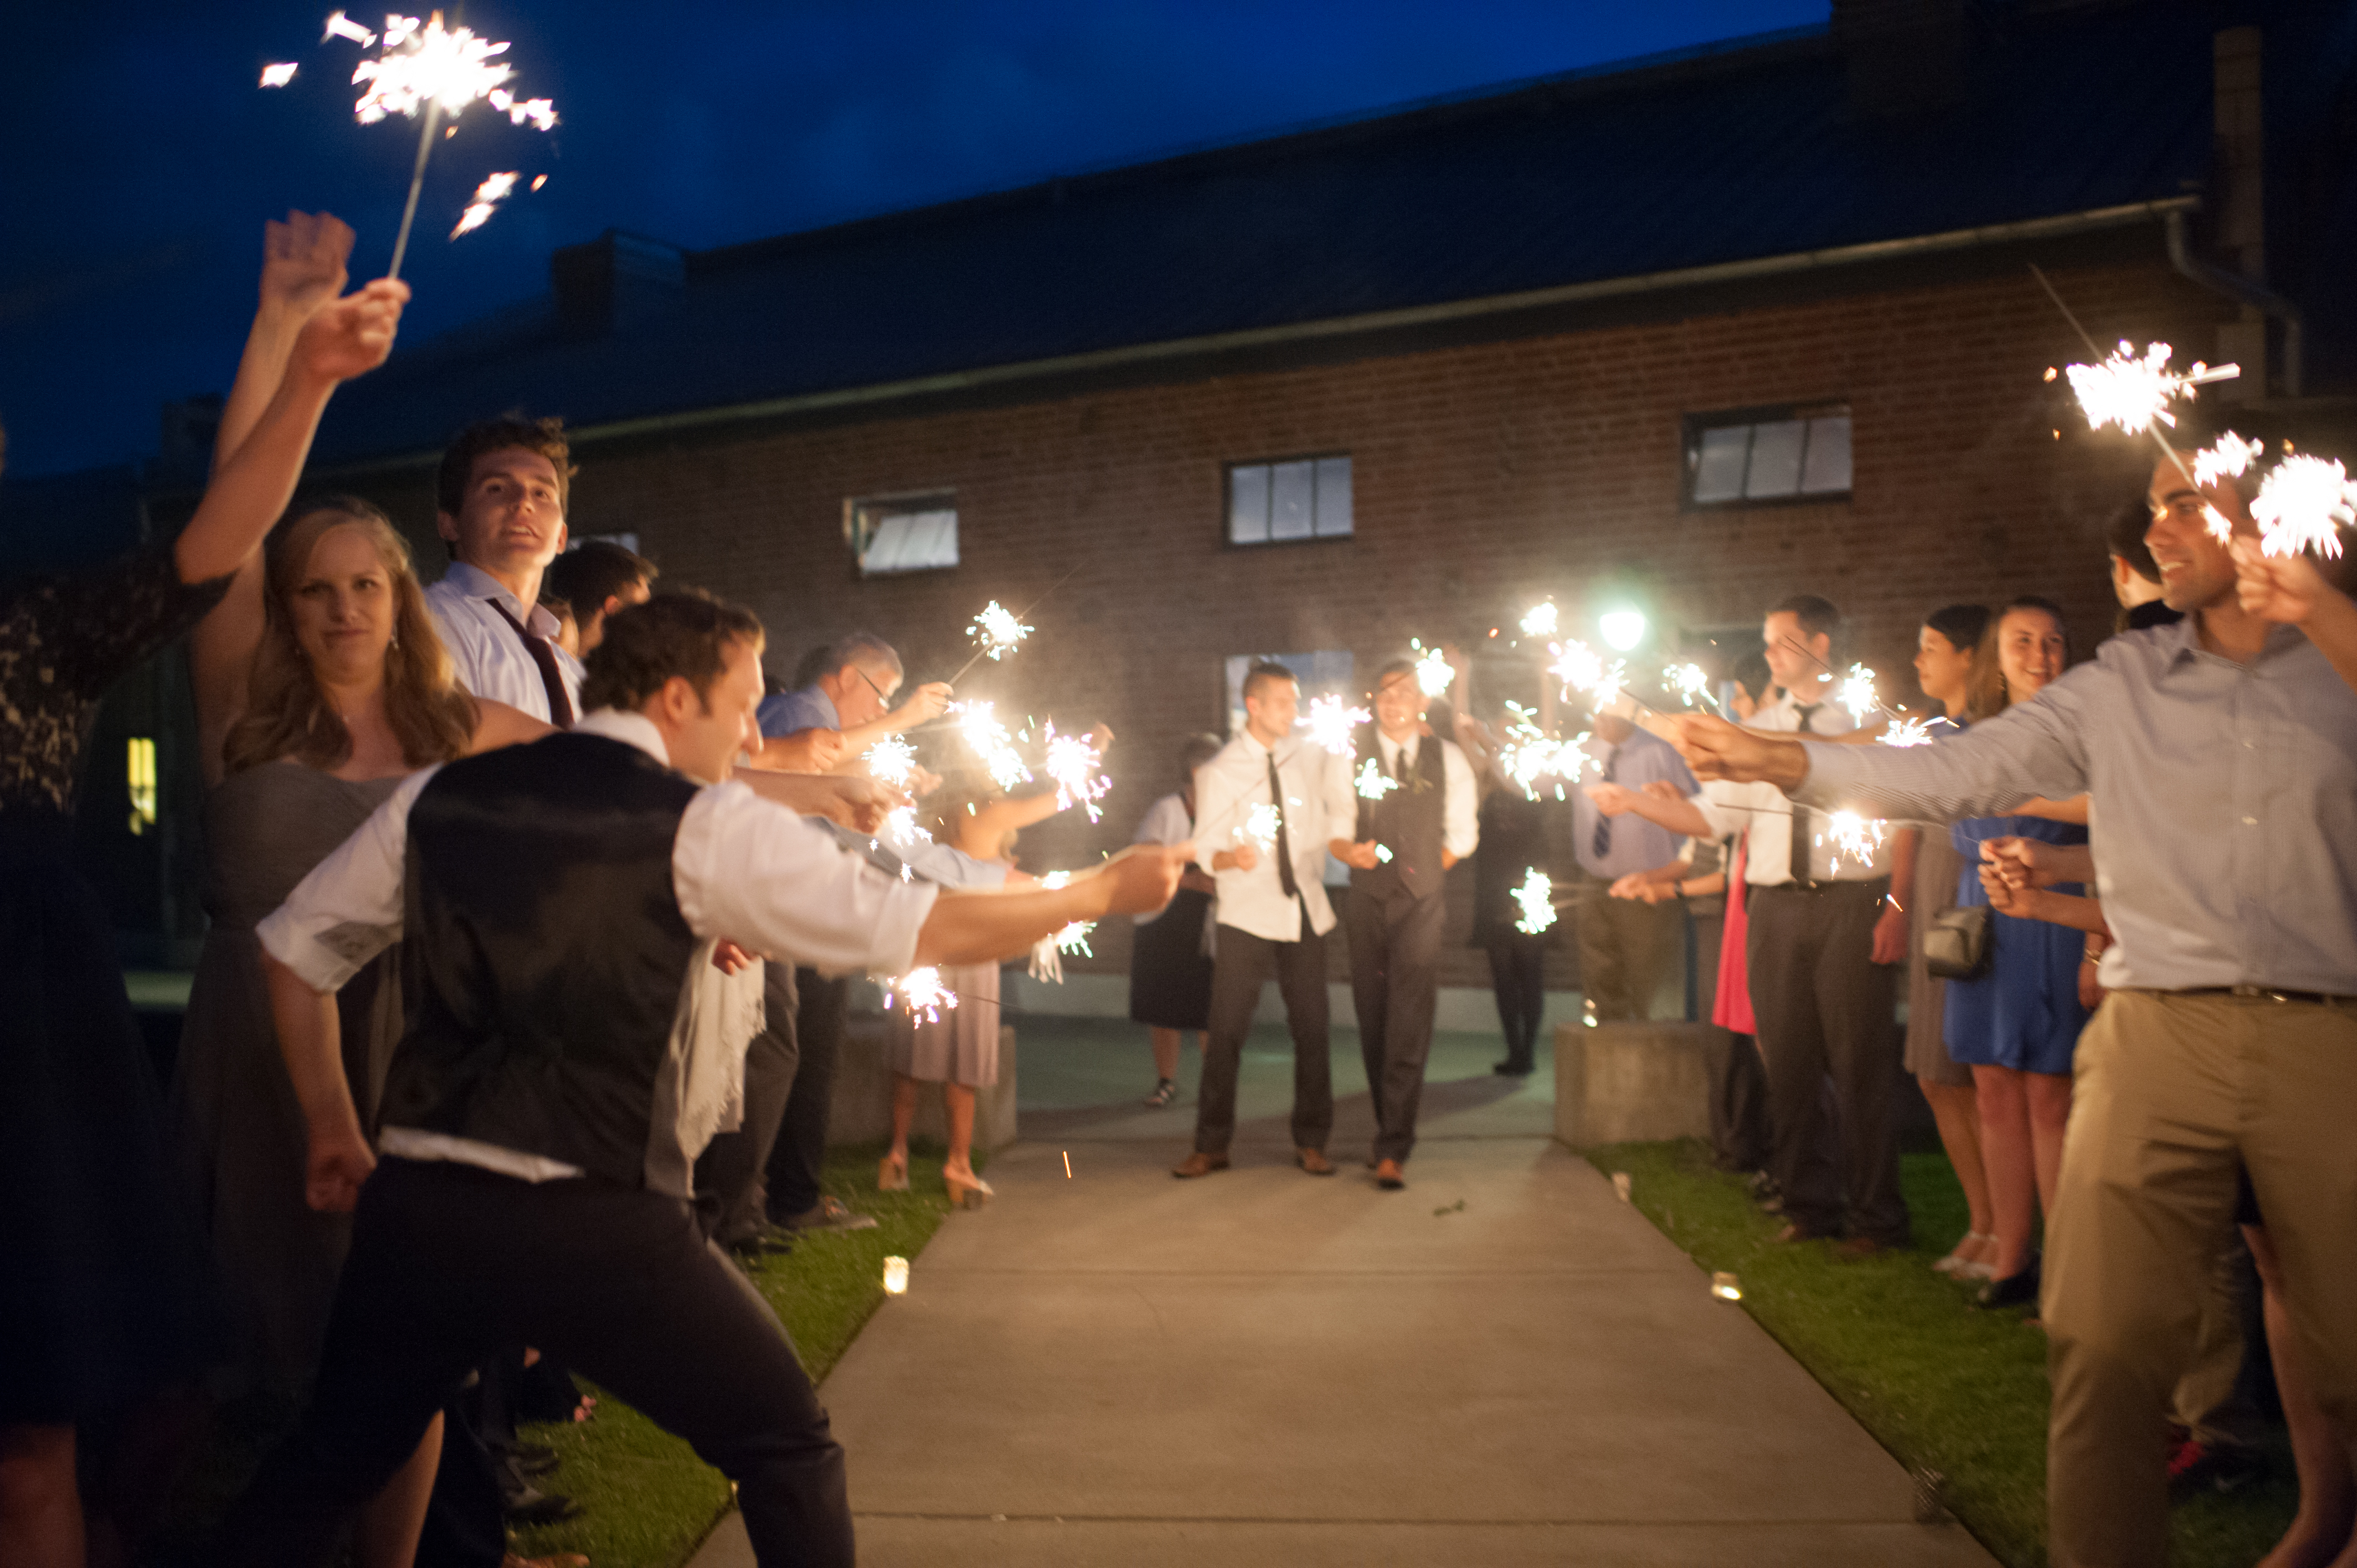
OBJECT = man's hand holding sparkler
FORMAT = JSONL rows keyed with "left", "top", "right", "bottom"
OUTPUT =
{"left": 1664, "top": 714, "right": 1808, "bottom": 790}
{"left": 1331, "top": 839, "right": 1384, "bottom": 870}
{"left": 759, "top": 728, "right": 848, "bottom": 773}
{"left": 887, "top": 680, "right": 954, "bottom": 733}
{"left": 1584, "top": 777, "right": 1714, "bottom": 840}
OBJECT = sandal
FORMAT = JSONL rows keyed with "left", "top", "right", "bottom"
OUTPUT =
{"left": 1144, "top": 1078, "right": 1179, "bottom": 1108}
{"left": 1932, "top": 1231, "right": 1995, "bottom": 1277}
{"left": 878, "top": 1153, "right": 909, "bottom": 1192}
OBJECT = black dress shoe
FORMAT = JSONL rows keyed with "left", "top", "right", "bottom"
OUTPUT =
{"left": 1977, "top": 1258, "right": 2041, "bottom": 1310}
{"left": 1493, "top": 1059, "right": 1533, "bottom": 1076}
{"left": 503, "top": 1484, "right": 582, "bottom": 1524}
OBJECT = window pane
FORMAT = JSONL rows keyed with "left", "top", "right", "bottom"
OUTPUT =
{"left": 1801, "top": 415, "right": 1852, "bottom": 494}
{"left": 1313, "top": 456, "right": 1354, "bottom": 537}
{"left": 900, "top": 509, "right": 959, "bottom": 569}
{"left": 861, "top": 512, "right": 912, "bottom": 572}
{"left": 1743, "top": 420, "right": 1806, "bottom": 498}
{"left": 1270, "top": 460, "right": 1315, "bottom": 540}
{"left": 1229, "top": 465, "right": 1269, "bottom": 545}
{"left": 1691, "top": 425, "right": 1749, "bottom": 503}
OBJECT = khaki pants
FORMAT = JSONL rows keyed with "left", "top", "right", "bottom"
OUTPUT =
{"left": 1574, "top": 889, "right": 1684, "bottom": 1022}
{"left": 2047, "top": 991, "right": 2357, "bottom": 1568}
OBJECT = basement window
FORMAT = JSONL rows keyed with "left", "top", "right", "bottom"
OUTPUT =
{"left": 849, "top": 492, "right": 959, "bottom": 575}
{"left": 1228, "top": 455, "right": 1352, "bottom": 545}
{"left": 1682, "top": 405, "right": 1851, "bottom": 507}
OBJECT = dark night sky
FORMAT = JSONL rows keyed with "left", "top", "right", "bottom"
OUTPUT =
{"left": 0, "top": 1, "right": 1824, "bottom": 478}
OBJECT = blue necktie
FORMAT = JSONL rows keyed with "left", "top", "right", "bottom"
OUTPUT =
{"left": 1591, "top": 747, "right": 1617, "bottom": 861}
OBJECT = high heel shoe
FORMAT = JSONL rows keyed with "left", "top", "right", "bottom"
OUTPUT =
{"left": 943, "top": 1168, "right": 994, "bottom": 1210}
{"left": 877, "top": 1153, "right": 909, "bottom": 1192}
{"left": 1976, "top": 1254, "right": 2042, "bottom": 1310}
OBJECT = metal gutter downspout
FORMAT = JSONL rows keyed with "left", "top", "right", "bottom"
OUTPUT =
{"left": 2165, "top": 207, "right": 2303, "bottom": 398}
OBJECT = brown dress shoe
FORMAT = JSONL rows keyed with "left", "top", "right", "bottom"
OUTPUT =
{"left": 1373, "top": 1158, "right": 1406, "bottom": 1190}
{"left": 1172, "top": 1151, "right": 1230, "bottom": 1179}
{"left": 1295, "top": 1148, "right": 1336, "bottom": 1175}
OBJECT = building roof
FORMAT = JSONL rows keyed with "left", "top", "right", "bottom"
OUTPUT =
{"left": 310, "top": 0, "right": 2313, "bottom": 470}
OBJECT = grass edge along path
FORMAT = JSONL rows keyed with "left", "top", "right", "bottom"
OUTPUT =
{"left": 1583, "top": 1139, "right": 2297, "bottom": 1568}
{"left": 506, "top": 1141, "right": 965, "bottom": 1567}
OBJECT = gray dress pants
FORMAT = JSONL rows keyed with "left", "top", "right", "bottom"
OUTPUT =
{"left": 1192, "top": 912, "right": 1332, "bottom": 1155}
{"left": 1343, "top": 886, "right": 1446, "bottom": 1164}
{"left": 1743, "top": 880, "right": 1907, "bottom": 1246}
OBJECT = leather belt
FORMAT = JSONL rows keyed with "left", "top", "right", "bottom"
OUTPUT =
{"left": 1761, "top": 876, "right": 1888, "bottom": 895}
{"left": 2176, "top": 986, "right": 2356, "bottom": 1008}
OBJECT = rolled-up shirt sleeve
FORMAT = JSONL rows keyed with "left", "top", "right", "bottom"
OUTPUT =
{"left": 258, "top": 766, "right": 440, "bottom": 993}
{"left": 676, "top": 780, "right": 940, "bottom": 976}
{"left": 1794, "top": 672, "right": 2093, "bottom": 822}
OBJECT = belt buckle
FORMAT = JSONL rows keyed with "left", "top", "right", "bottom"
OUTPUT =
{"left": 2230, "top": 984, "right": 2288, "bottom": 1003}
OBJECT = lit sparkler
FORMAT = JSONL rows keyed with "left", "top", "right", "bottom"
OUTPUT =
{"left": 1374, "top": 845, "right": 1393, "bottom": 864}
{"left": 1042, "top": 722, "right": 1111, "bottom": 822}
{"left": 1302, "top": 693, "right": 1370, "bottom": 756}
{"left": 1412, "top": 642, "right": 1454, "bottom": 698}
{"left": 1836, "top": 663, "right": 1880, "bottom": 726}
{"left": 284, "top": 9, "right": 562, "bottom": 278}
{"left": 967, "top": 601, "right": 1031, "bottom": 662}
{"left": 1820, "top": 810, "right": 1887, "bottom": 873}
{"left": 1520, "top": 601, "right": 1559, "bottom": 637}
{"left": 1355, "top": 757, "right": 1400, "bottom": 802}
{"left": 1511, "top": 868, "right": 1557, "bottom": 935}
{"left": 1053, "top": 920, "right": 1097, "bottom": 957}
{"left": 1666, "top": 662, "right": 1720, "bottom": 712}
{"left": 450, "top": 170, "right": 518, "bottom": 238}
{"left": 2252, "top": 455, "right": 2356, "bottom": 560}
{"left": 863, "top": 735, "right": 918, "bottom": 789}
{"left": 878, "top": 804, "right": 929, "bottom": 849}
{"left": 2062, "top": 342, "right": 2234, "bottom": 436}
{"left": 1239, "top": 803, "right": 1282, "bottom": 855}
{"left": 950, "top": 702, "right": 1032, "bottom": 791}
{"left": 1494, "top": 704, "right": 1587, "bottom": 801}
{"left": 1550, "top": 639, "right": 1627, "bottom": 709}
{"left": 2194, "top": 432, "right": 2267, "bottom": 489}
{"left": 886, "top": 967, "right": 958, "bottom": 1024}
{"left": 1883, "top": 717, "right": 1936, "bottom": 749}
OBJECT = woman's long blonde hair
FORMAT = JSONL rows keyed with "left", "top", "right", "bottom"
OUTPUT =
{"left": 222, "top": 499, "right": 477, "bottom": 774}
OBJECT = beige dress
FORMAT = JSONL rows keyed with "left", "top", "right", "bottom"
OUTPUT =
{"left": 886, "top": 961, "right": 1001, "bottom": 1087}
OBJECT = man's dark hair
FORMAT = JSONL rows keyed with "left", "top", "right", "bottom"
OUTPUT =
{"left": 1769, "top": 594, "right": 1841, "bottom": 643}
{"left": 545, "top": 539, "right": 657, "bottom": 620}
{"left": 1924, "top": 603, "right": 1991, "bottom": 654}
{"left": 1241, "top": 658, "right": 1298, "bottom": 704}
{"left": 435, "top": 415, "right": 577, "bottom": 522}
{"left": 1372, "top": 656, "right": 1421, "bottom": 691}
{"left": 1180, "top": 732, "right": 1224, "bottom": 780}
{"left": 581, "top": 590, "right": 764, "bottom": 713}
{"left": 1731, "top": 651, "right": 1773, "bottom": 704}
{"left": 2105, "top": 494, "right": 2163, "bottom": 585}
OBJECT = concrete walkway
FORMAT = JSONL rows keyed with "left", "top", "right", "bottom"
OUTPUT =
{"left": 694, "top": 1018, "right": 1995, "bottom": 1567}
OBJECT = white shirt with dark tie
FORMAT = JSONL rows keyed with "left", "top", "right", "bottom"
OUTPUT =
{"left": 424, "top": 560, "right": 586, "bottom": 725}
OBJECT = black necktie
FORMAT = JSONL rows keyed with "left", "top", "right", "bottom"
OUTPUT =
{"left": 1592, "top": 745, "right": 1617, "bottom": 861}
{"left": 490, "top": 600, "right": 576, "bottom": 728}
{"left": 1788, "top": 704, "right": 1818, "bottom": 881}
{"left": 1266, "top": 753, "right": 1300, "bottom": 899}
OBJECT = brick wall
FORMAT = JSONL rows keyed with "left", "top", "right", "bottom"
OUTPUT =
{"left": 363, "top": 256, "right": 2233, "bottom": 990}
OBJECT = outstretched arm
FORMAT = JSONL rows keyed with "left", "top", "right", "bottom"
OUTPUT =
{"left": 2233, "top": 537, "right": 2357, "bottom": 695}
{"left": 833, "top": 680, "right": 954, "bottom": 757}
{"left": 1584, "top": 780, "right": 1713, "bottom": 840}
{"left": 914, "top": 845, "right": 1186, "bottom": 967}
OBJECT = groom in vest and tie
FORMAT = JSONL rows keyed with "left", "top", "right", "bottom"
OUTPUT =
{"left": 1326, "top": 658, "right": 1478, "bottom": 1190}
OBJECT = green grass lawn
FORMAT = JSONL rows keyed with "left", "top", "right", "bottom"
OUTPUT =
{"left": 163, "top": 1141, "right": 959, "bottom": 1567}
{"left": 1586, "top": 1138, "right": 2298, "bottom": 1568}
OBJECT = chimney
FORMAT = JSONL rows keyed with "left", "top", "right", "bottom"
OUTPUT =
{"left": 550, "top": 230, "right": 686, "bottom": 339}
{"left": 1832, "top": 0, "right": 1970, "bottom": 120}
{"left": 2210, "top": 25, "right": 2268, "bottom": 397}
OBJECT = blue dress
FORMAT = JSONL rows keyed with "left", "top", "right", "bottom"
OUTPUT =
{"left": 1943, "top": 813, "right": 2090, "bottom": 1075}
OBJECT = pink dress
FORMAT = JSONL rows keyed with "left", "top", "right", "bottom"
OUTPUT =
{"left": 1711, "top": 837, "right": 1756, "bottom": 1034}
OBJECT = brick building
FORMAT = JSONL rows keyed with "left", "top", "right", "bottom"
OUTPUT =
{"left": 114, "top": 0, "right": 2357, "bottom": 994}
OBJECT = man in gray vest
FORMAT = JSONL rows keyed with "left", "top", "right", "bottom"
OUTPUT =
{"left": 1326, "top": 658, "right": 1478, "bottom": 1189}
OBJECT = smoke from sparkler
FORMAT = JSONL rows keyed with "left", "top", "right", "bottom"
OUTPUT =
{"left": 886, "top": 967, "right": 957, "bottom": 1024}
{"left": 2252, "top": 455, "right": 2356, "bottom": 560}
{"left": 1301, "top": 693, "right": 1370, "bottom": 756}
{"left": 1355, "top": 758, "right": 1400, "bottom": 802}
{"left": 966, "top": 601, "right": 1032, "bottom": 663}
{"left": 1511, "top": 868, "right": 1556, "bottom": 935}
{"left": 1041, "top": 723, "right": 1111, "bottom": 822}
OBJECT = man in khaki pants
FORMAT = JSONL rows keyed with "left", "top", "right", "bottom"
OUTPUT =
{"left": 1663, "top": 456, "right": 2357, "bottom": 1568}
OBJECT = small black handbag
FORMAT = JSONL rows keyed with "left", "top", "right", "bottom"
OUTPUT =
{"left": 1923, "top": 904, "right": 1993, "bottom": 981}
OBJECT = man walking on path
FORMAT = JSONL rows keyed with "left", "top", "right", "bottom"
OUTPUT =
{"left": 1326, "top": 658, "right": 1476, "bottom": 1189}
{"left": 1178, "top": 660, "right": 1341, "bottom": 1179}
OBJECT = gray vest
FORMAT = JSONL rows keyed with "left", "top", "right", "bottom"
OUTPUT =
{"left": 1350, "top": 724, "right": 1447, "bottom": 901}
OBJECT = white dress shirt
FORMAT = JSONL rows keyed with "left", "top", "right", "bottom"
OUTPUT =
{"left": 1195, "top": 730, "right": 1337, "bottom": 942}
{"left": 1320, "top": 729, "right": 1480, "bottom": 862}
{"left": 1692, "top": 687, "right": 1887, "bottom": 883}
{"left": 258, "top": 708, "right": 939, "bottom": 1181}
{"left": 424, "top": 560, "right": 586, "bottom": 725}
